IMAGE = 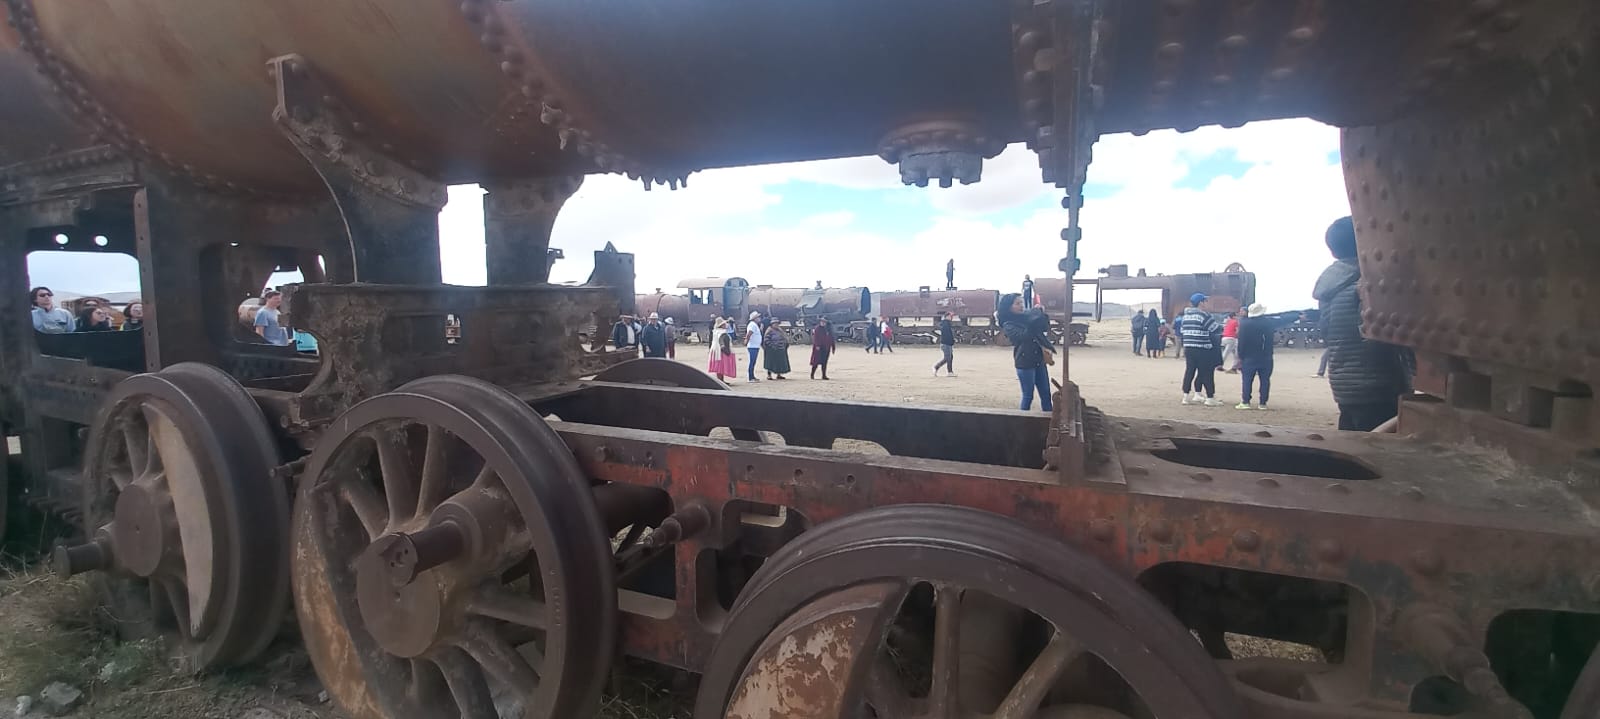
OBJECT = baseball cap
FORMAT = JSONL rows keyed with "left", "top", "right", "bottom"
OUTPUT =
{"left": 1190, "top": 292, "right": 1208, "bottom": 303}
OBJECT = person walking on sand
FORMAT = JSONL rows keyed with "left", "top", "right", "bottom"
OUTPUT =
{"left": 999, "top": 293, "right": 1055, "bottom": 411}
{"left": 932, "top": 311, "right": 958, "bottom": 376}
{"left": 1220, "top": 308, "right": 1242, "bottom": 373}
{"left": 664, "top": 317, "right": 677, "bottom": 359}
{"left": 640, "top": 312, "right": 668, "bottom": 358}
{"left": 1314, "top": 216, "right": 1414, "bottom": 430}
{"left": 1144, "top": 309, "right": 1162, "bottom": 358}
{"left": 744, "top": 311, "right": 763, "bottom": 382}
{"left": 1235, "top": 304, "right": 1301, "bottom": 410}
{"left": 1131, "top": 310, "right": 1147, "bottom": 355}
{"left": 809, "top": 317, "right": 836, "bottom": 379}
{"left": 863, "top": 316, "right": 880, "bottom": 353}
{"left": 707, "top": 319, "right": 738, "bottom": 383}
{"left": 880, "top": 318, "right": 895, "bottom": 353}
{"left": 1179, "top": 293, "right": 1223, "bottom": 406}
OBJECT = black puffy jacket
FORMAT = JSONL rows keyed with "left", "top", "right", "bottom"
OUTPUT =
{"left": 1313, "top": 259, "right": 1413, "bottom": 406}
{"left": 1001, "top": 308, "right": 1054, "bottom": 369}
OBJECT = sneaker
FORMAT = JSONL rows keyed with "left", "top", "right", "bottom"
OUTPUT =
{"left": 1311, "top": 373, "right": 1324, "bottom": 378}
{"left": 1203, "top": 398, "right": 1224, "bottom": 407}
{"left": 1258, "top": 405, "right": 1271, "bottom": 410}
{"left": 1181, "top": 395, "right": 1195, "bottom": 406}
{"left": 1235, "top": 403, "right": 1253, "bottom": 410}
{"left": 947, "top": 372, "right": 957, "bottom": 377}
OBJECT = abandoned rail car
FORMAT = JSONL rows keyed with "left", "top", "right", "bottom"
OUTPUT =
{"left": 3, "top": 1, "right": 1600, "bottom": 718}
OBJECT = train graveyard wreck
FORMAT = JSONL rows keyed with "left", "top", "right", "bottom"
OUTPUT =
{"left": 1, "top": 1, "right": 1599, "bottom": 718}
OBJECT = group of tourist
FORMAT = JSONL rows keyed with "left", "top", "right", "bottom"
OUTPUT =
{"left": 610, "top": 312, "right": 679, "bottom": 360}
{"left": 29, "top": 286, "right": 145, "bottom": 335}
{"left": 698, "top": 311, "right": 837, "bottom": 382}
{"left": 1114, "top": 216, "right": 1411, "bottom": 429}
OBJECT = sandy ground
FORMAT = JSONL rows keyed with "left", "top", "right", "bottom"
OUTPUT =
{"left": 679, "top": 321, "right": 1337, "bottom": 429}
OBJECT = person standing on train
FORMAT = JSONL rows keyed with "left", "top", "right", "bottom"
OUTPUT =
{"left": 745, "top": 311, "right": 763, "bottom": 382}
{"left": 946, "top": 258, "right": 955, "bottom": 290}
{"left": 1022, "top": 275, "right": 1035, "bottom": 309}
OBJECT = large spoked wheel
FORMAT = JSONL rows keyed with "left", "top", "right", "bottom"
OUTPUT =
{"left": 696, "top": 505, "right": 1241, "bottom": 719}
{"left": 63, "top": 363, "right": 288, "bottom": 671}
{"left": 292, "top": 375, "right": 615, "bottom": 719}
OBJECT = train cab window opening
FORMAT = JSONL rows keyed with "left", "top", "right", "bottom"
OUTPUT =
{"left": 25, "top": 249, "right": 146, "bottom": 371}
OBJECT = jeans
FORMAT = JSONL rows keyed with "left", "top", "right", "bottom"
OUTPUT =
{"left": 1182, "top": 347, "right": 1217, "bottom": 397}
{"left": 934, "top": 344, "right": 954, "bottom": 373}
{"left": 1317, "top": 349, "right": 1330, "bottom": 376}
{"left": 1338, "top": 400, "right": 1398, "bottom": 431}
{"left": 747, "top": 347, "right": 760, "bottom": 379}
{"left": 864, "top": 332, "right": 878, "bottom": 352}
{"left": 1241, "top": 359, "right": 1272, "bottom": 405}
{"left": 1133, "top": 332, "right": 1144, "bottom": 354}
{"left": 1016, "top": 365, "right": 1052, "bottom": 411}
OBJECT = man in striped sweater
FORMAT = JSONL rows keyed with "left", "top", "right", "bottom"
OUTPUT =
{"left": 1179, "top": 293, "right": 1223, "bottom": 406}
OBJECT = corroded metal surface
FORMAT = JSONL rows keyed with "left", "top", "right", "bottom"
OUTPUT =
{"left": 292, "top": 375, "right": 615, "bottom": 719}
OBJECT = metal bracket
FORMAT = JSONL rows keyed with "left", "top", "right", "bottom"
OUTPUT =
{"left": 269, "top": 53, "right": 444, "bottom": 284}
{"left": 483, "top": 176, "right": 582, "bottom": 285}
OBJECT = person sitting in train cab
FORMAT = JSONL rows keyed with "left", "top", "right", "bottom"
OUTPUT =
{"left": 75, "top": 304, "right": 113, "bottom": 332}
{"left": 254, "top": 290, "right": 291, "bottom": 346}
{"left": 640, "top": 312, "right": 668, "bottom": 358}
{"left": 121, "top": 301, "right": 144, "bottom": 331}
{"left": 1314, "top": 216, "right": 1414, "bottom": 431}
{"left": 29, "top": 286, "right": 74, "bottom": 334}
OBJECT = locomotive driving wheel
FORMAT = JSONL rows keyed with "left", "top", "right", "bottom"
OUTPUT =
{"left": 695, "top": 505, "right": 1241, "bottom": 719}
{"left": 57, "top": 363, "right": 289, "bottom": 671}
{"left": 292, "top": 375, "right": 615, "bottom": 719}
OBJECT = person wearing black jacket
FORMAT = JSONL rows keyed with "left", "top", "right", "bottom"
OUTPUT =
{"left": 932, "top": 311, "right": 957, "bottom": 376}
{"left": 1131, "top": 311, "right": 1146, "bottom": 355}
{"left": 1314, "top": 216, "right": 1414, "bottom": 430}
{"left": 1234, "top": 303, "right": 1302, "bottom": 409}
{"left": 639, "top": 312, "right": 667, "bottom": 358}
{"left": 999, "top": 293, "right": 1055, "bottom": 411}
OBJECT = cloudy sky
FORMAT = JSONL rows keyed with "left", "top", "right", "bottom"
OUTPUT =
{"left": 31, "top": 118, "right": 1350, "bottom": 312}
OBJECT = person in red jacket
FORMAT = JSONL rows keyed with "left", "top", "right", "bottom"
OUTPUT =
{"left": 1219, "top": 308, "right": 1242, "bottom": 373}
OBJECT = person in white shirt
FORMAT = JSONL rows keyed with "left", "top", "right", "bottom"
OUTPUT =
{"left": 745, "top": 311, "right": 763, "bottom": 382}
{"left": 29, "top": 286, "right": 74, "bottom": 334}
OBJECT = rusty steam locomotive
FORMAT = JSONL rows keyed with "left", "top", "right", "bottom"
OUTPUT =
{"left": 2, "top": 1, "right": 1599, "bottom": 719}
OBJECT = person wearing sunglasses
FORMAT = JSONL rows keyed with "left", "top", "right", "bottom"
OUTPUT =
{"left": 29, "top": 286, "right": 74, "bottom": 334}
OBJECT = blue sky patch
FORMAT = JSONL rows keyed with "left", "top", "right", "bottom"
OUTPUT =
{"left": 1174, "top": 148, "right": 1252, "bottom": 190}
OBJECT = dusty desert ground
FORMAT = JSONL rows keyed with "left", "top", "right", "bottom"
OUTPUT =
{"left": 1, "top": 322, "right": 1333, "bottom": 718}
{"left": 678, "top": 320, "right": 1338, "bottom": 429}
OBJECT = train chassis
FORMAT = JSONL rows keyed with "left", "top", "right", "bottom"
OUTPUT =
{"left": 3, "top": 162, "right": 1597, "bottom": 719}
{"left": 1, "top": 12, "right": 1598, "bottom": 719}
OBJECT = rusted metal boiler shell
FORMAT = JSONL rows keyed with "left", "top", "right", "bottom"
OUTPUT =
{"left": 0, "top": 21, "right": 96, "bottom": 171}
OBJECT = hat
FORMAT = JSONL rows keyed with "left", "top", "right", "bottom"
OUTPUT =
{"left": 1247, "top": 303, "right": 1266, "bottom": 318}
{"left": 648, "top": 311, "right": 659, "bottom": 320}
{"left": 749, "top": 311, "right": 759, "bottom": 320}
{"left": 1190, "top": 292, "right": 1208, "bottom": 304}
{"left": 665, "top": 317, "right": 674, "bottom": 325}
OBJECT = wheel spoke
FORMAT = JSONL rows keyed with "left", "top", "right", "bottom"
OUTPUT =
{"left": 469, "top": 463, "right": 498, "bottom": 492}
{"left": 415, "top": 424, "right": 453, "bottom": 519}
{"left": 458, "top": 620, "right": 542, "bottom": 693}
{"left": 138, "top": 405, "right": 165, "bottom": 477}
{"left": 928, "top": 585, "right": 962, "bottom": 718}
{"left": 865, "top": 652, "right": 918, "bottom": 717}
{"left": 340, "top": 477, "right": 389, "bottom": 540}
{"left": 154, "top": 577, "right": 192, "bottom": 640}
{"left": 467, "top": 585, "right": 548, "bottom": 631}
{"left": 406, "top": 657, "right": 449, "bottom": 710}
{"left": 120, "top": 419, "right": 149, "bottom": 482}
{"left": 993, "top": 630, "right": 1086, "bottom": 719}
{"left": 432, "top": 648, "right": 498, "bottom": 719}
{"left": 372, "top": 426, "right": 418, "bottom": 523}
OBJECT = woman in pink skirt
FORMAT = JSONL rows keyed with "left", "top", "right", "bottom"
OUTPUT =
{"left": 707, "top": 318, "right": 738, "bottom": 382}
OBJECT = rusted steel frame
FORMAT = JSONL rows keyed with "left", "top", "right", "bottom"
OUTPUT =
{"left": 270, "top": 54, "right": 445, "bottom": 285}
{"left": 548, "top": 420, "right": 1600, "bottom": 703}
{"left": 483, "top": 176, "right": 583, "bottom": 286}
{"left": 537, "top": 381, "right": 1051, "bottom": 467}
{"left": 280, "top": 283, "right": 632, "bottom": 432}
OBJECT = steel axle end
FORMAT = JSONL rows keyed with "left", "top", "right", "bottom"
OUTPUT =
{"left": 53, "top": 538, "right": 113, "bottom": 578}
{"left": 371, "top": 522, "right": 466, "bottom": 588}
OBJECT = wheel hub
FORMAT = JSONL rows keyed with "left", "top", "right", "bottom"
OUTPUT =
{"left": 111, "top": 481, "right": 179, "bottom": 578}
{"left": 355, "top": 546, "right": 448, "bottom": 658}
